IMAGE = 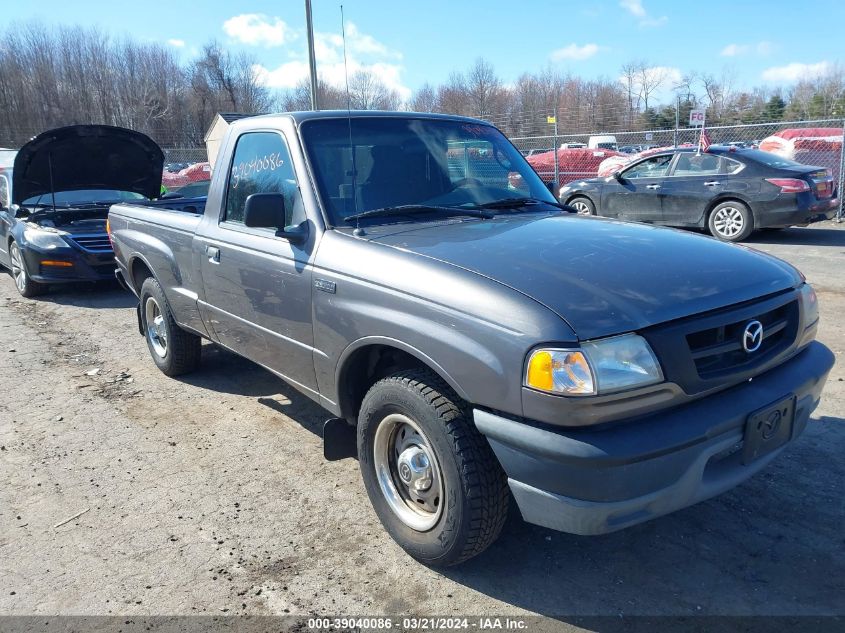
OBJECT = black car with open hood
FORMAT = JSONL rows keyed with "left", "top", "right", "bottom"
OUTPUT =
{"left": 0, "top": 124, "right": 164, "bottom": 297}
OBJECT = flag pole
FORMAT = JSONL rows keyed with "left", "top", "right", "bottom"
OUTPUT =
{"left": 697, "top": 110, "right": 706, "bottom": 155}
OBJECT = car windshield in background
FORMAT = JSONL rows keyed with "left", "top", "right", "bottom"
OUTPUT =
{"left": 22, "top": 189, "right": 147, "bottom": 207}
{"left": 739, "top": 149, "right": 808, "bottom": 169}
{"left": 171, "top": 180, "right": 210, "bottom": 197}
{"left": 300, "top": 117, "right": 557, "bottom": 225}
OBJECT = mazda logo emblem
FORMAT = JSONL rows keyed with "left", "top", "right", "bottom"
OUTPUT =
{"left": 742, "top": 320, "right": 764, "bottom": 353}
{"left": 758, "top": 409, "right": 782, "bottom": 440}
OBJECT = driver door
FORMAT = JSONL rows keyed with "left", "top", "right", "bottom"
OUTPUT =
{"left": 195, "top": 130, "right": 318, "bottom": 393}
{"left": 601, "top": 154, "right": 674, "bottom": 222}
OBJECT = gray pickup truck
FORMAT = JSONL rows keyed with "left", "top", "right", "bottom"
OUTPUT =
{"left": 108, "top": 111, "right": 834, "bottom": 566}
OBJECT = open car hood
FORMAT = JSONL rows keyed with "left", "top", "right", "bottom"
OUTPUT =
{"left": 12, "top": 125, "right": 164, "bottom": 205}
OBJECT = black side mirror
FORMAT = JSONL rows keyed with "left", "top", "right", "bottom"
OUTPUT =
{"left": 614, "top": 171, "right": 626, "bottom": 182}
{"left": 244, "top": 192, "right": 287, "bottom": 229}
{"left": 243, "top": 192, "right": 307, "bottom": 244}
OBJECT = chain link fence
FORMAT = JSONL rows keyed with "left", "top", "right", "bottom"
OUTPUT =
{"left": 507, "top": 118, "right": 845, "bottom": 220}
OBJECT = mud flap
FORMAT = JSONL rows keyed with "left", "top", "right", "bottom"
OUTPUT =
{"left": 136, "top": 303, "right": 144, "bottom": 336}
{"left": 323, "top": 418, "right": 357, "bottom": 461}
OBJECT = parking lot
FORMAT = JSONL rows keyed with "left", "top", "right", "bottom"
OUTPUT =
{"left": 0, "top": 223, "right": 843, "bottom": 625}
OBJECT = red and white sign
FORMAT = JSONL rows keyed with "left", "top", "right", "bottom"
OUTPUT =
{"left": 689, "top": 109, "right": 705, "bottom": 126}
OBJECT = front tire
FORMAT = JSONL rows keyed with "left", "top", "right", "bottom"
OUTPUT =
{"left": 357, "top": 368, "right": 510, "bottom": 566}
{"left": 139, "top": 277, "right": 201, "bottom": 376}
{"left": 9, "top": 241, "right": 45, "bottom": 298}
{"left": 708, "top": 201, "right": 753, "bottom": 242}
{"left": 568, "top": 196, "right": 596, "bottom": 216}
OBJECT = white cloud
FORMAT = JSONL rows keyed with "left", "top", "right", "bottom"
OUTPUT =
{"left": 251, "top": 21, "right": 409, "bottom": 99}
{"left": 619, "top": 0, "right": 667, "bottom": 27}
{"left": 619, "top": 0, "right": 646, "bottom": 17}
{"left": 761, "top": 61, "right": 831, "bottom": 83}
{"left": 721, "top": 41, "right": 773, "bottom": 57}
{"left": 167, "top": 38, "right": 186, "bottom": 48}
{"left": 223, "top": 14, "right": 294, "bottom": 47}
{"left": 550, "top": 43, "right": 601, "bottom": 61}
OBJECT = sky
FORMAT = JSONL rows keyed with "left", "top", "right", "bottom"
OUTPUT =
{"left": 5, "top": 0, "right": 845, "bottom": 105}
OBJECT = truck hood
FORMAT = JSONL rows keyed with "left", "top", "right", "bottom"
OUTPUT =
{"left": 12, "top": 125, "right": 164, "bottom": 204}
{"left": 364, "top": 214, "right": 802, "bottom": 340}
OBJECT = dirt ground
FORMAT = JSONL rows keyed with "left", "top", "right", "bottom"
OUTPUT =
{"left": 0, "top": 222, "right": 843, "bottom": 627}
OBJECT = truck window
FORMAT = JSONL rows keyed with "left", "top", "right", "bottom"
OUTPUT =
{"left": 224, "top": 132, "right": 304, "bottom": 225}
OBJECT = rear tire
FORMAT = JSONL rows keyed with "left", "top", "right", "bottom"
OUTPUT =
{"left": 357, "top": 368, "right": 509, "bottom": 566}
{"left": 9, "top": 241, "right": 45, "bottom": 298}
{"left": 568, "top": 196, "right": 596, "bottom": 216}
{"left": 139, "top": 276, "right": 201, "bottom": 376}
{"left": 708, "top": 201, "right": 753, "bottom": 242}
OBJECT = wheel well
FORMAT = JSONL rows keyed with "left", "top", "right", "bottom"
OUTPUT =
{"left": 338, "top": 344, "right": 445, "bottom": 423}
{"left": 565, "top": 194, "right": 590, "bottom": 205}
{"left": 130, "top": 258, "right": 154, "bottom": 293}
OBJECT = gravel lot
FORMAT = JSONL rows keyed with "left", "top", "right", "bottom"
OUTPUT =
{"left": 0, "top": 222, "right": 843, "bottom": 626}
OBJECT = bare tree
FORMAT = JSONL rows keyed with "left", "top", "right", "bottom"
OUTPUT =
{"left": 410, "top": 83, "right": 437, "bottom": 112}
{"left": 348, "top": 70, "right": 400, "bottom": 110}
{"left": 637, "top": 64, "right": 666, "bottom": 113}
{"left": 281, "top": 78, "right": 346, "bottom": 111}
{"left": 619, "top": 61, "right": 644, "bottom": 126}
{"left": 465, "top": 58, "right": 502, "bottom": 119}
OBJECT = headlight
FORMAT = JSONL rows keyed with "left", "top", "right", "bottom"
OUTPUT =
{"left": 23, "top": 228, "right": 68, "bottom": 249}
{"left": 799, "top": 283, "right": 818, "bottom": 325}
{"left": 526, "top": 334, "right": 663, "bottom": 396}
{"left": 797, "top": 283, "right": 819, "bottom": 348}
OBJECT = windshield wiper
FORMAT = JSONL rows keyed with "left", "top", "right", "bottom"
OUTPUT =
{"left": 345, "top": 204, "right": 494, "bottom": 223}
{"left": 469, "top": 197, "right": 574, "bottom": 212}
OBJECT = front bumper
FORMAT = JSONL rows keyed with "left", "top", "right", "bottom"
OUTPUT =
{"left": 21, "top": 243, "right": 116, "bottom": 284}
{"left": 475, "top": 341, "right": 834, "bottom": 535}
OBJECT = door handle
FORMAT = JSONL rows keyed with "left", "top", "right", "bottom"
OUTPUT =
{"left": 704, "top": 181, "right": 721, "bottom": 187}
{"left": 206, "top": 246, "right": 220, "bottom": 264}
{"left": 645, "top": 184, "right": 661, "bottom": 190}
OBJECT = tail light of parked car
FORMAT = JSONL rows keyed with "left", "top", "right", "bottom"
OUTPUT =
{"left": 764, "top": 178, "right": 810, "bottom": 193}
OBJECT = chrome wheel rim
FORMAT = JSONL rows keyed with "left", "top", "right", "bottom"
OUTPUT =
{"left": 373, "top": 413, "right": 444, "bottom": 531}
{"left": 9, "top": 244, "right": 26, "bottom": 293}
{"left": 144, "top": 296, "right": 168, "bottom": 358}
{"left": 571, "top": 200, "right": 593, "bottom": 215}
{"left": 713, "top": 206, "right": 744, "bottom": 238}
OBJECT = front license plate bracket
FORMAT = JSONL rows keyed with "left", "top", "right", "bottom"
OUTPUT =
{"left": 742, "top": 395, "right": 796, "bottom": 465}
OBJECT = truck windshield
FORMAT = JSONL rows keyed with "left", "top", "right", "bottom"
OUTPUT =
{"left": 300, "top": 117, "right": 556, "bottom": 225}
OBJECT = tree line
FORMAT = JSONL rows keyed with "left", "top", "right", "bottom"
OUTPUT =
{"left": 0, "top": 21, "right": 843, "bottom": 151}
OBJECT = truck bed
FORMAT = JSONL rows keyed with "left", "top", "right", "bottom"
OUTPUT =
{"left": 108, "top": 201, "right": 207, "bottom": 337}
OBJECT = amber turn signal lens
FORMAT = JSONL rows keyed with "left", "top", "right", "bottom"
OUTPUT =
{"left": 526, "top": 350, "right": 554, "bottom": 391}
{"left": 40, "top": 260, "right": 73, "bottom": 267}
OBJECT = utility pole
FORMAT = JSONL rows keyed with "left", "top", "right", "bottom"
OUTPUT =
{"left": 305, "top": 0, "right": 319, "bottom": 110}
{"left": 553, "top": 114, "right": 560, "bottom": 190}
{"left": 674, "top": 94, "right": 680, "bottom": 147}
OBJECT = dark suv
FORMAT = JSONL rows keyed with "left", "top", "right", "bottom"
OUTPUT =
{"left": 559, "top": 146, "right": 838, "bottom": 241}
